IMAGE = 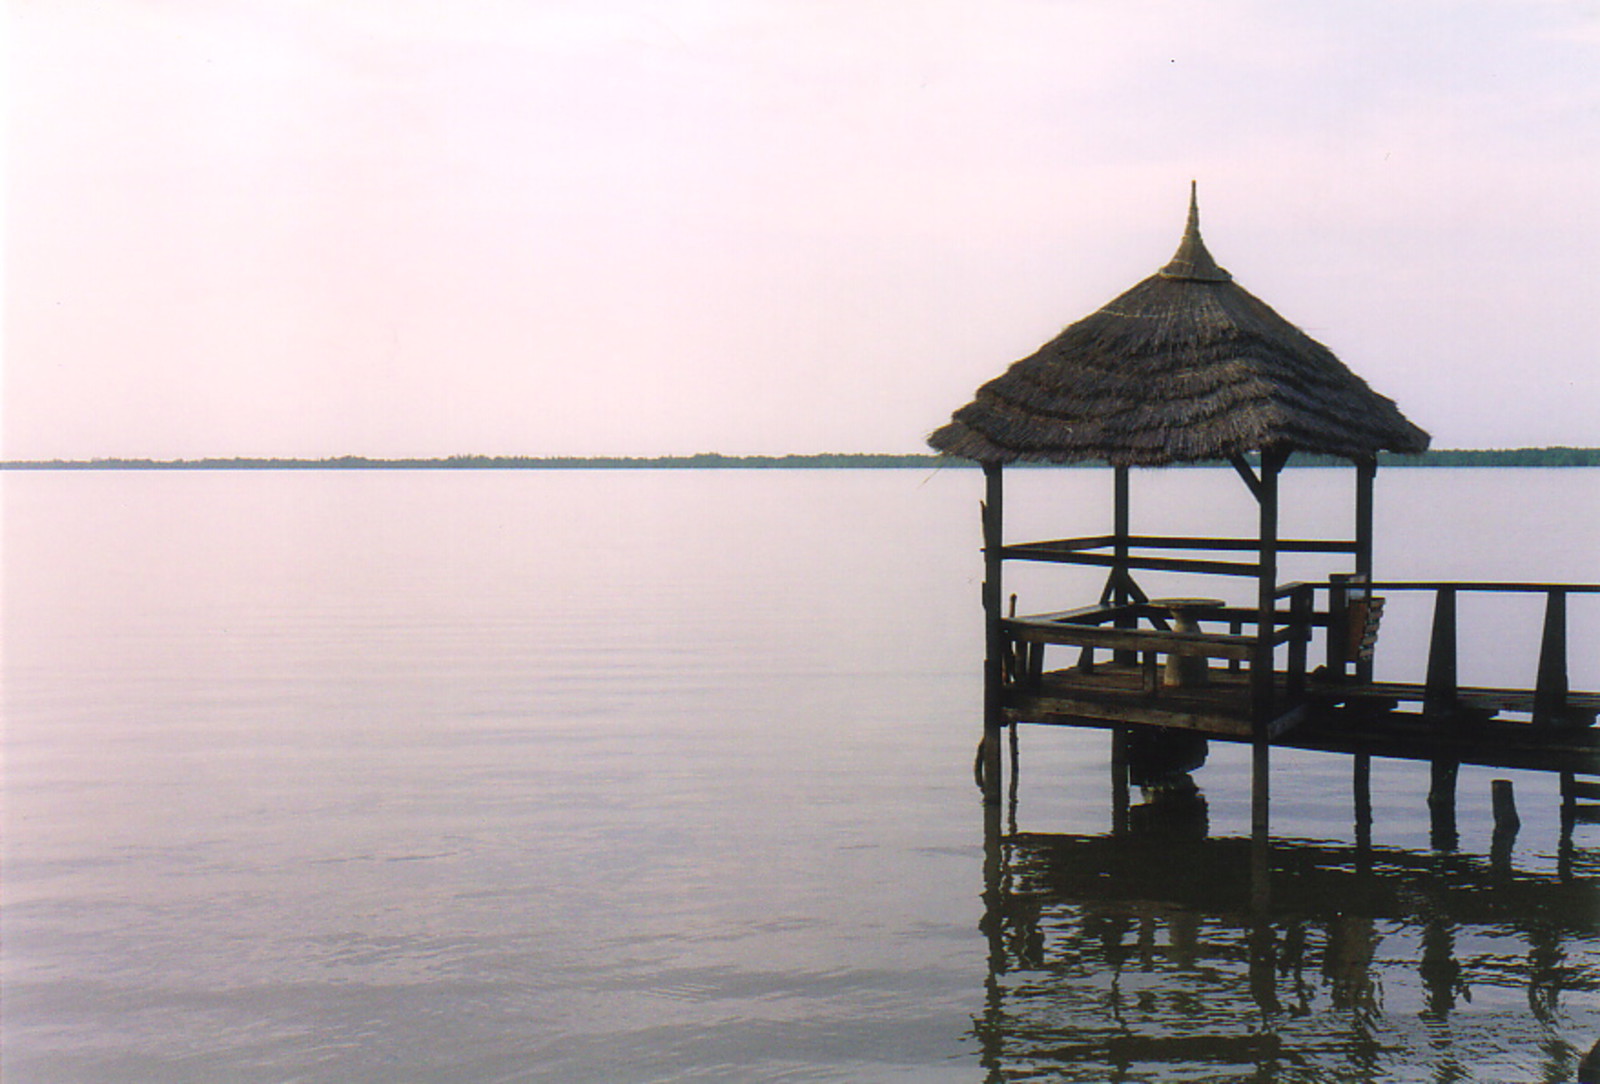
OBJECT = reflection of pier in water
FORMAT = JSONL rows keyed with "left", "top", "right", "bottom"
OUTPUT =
{"left": 976, "top": 785, "right": 1600, "bottom": 1083}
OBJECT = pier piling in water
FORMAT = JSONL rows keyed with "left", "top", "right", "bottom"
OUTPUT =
{"left": 1491, "top": 779, "right": 1520, "bottom": 833}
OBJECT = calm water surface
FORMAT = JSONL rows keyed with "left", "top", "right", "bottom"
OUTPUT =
{"left": 3, "top": 468, "right": 1598, "bottom": 1082}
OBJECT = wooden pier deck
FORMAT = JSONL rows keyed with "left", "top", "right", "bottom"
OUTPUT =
{"left": 982, "top": 575, "right": 1600, "bottom": 840}
{"left": 1002, "top": 663, "right": 1600, "bottom": 774}
{"left": 994, "top": 583, "right": 1600, "bottom": 777}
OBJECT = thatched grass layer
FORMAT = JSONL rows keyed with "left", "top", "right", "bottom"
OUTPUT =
{"left": 929, "top": 204, "right": 1430, "bottom": 467}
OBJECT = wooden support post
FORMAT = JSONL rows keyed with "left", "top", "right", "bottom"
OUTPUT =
{"left": 1353, "top": 458, "right": 1376, "bottom": 683}
{"left": 1244, "top": 449, "right": 1281, "bottom": 906}
{"left": 1252, "top": 740, "right": 1271, "bottom": 838}
{"left": 1327, "top": 574, "right": 1353, "bottom": 680}
{"left": 1491, "top": 779, "right": 1520, "bottom": 871}
{"left": 1111, "top": 727, "right": 1130, "bottom": 835}
{"left": 1250, "top": 739, "right": 1271, "bottom": 912}
{"left": 1492, "top": 779, "right": 1520, "bottom": 832}
{"left": 1251, "top": 451, "right": 1284, "bottom": 730}
{"left": 1286, "top": 583, "right": 1311, "bottom": 705}
{"left": 981, "top": 464, "right": 1005, "bottom": 806}
{"left": 1429, "top": 758, "right": 1459, "bottom": 851}
{"left": 1562, "top": 770, "right": 1575, "bottom": 813}
{"left": 1112, "top": 466, "right": 1135, "bottom": 663}
{"left": 1353, "top": 753, "right": 1372, "bottom": 854}
{"left": 1113, "top": 465, "right": 1130, "bottom": 576}
{"left": 1007, "top": 720, "right": 1020, "bottom": 827}
{"left": 1423, "top": 586, "right": 1458, "bottom": 720}
{"left": 1533, "top": 588, "right": 1570, "bottom": 728}
{"left": 1354, "top": 458, "right": 1375, "bottom": 579}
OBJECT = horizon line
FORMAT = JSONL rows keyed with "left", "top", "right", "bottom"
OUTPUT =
{"left": 3, "top": 447, "right": 1598, "bottom": 471}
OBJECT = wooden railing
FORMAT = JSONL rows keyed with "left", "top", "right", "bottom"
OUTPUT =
{"left": 1001, "top": 534, "right": 1358, "bottom": 580}
{"left": 1347, "top": 581, "right": 1600, "bottom": 728}
{"left": 1000, "top": 590, "right": 1316, "bottom": 733}
{"left": 998, "top": 578, "right": 1599, "bottom": 733}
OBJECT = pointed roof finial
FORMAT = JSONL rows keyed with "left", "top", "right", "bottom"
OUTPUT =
{"left": 1160, "top": 180, "right": 1231, "bottom": 282}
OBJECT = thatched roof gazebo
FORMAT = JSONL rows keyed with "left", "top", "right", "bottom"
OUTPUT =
{"left": 935, "top": 185, "right": 1431, "bottom": 806}
{"left": 929, "top": 185, "right": 1428, "bottom": 466}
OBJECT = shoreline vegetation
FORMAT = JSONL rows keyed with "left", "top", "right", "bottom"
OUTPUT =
{"left": 2, "top": 448, "right": 1598, "bottom": 471}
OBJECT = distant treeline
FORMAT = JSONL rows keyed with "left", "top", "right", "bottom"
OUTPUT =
{"left": 3, "top": 448, "right": 1598, "bottom": 470}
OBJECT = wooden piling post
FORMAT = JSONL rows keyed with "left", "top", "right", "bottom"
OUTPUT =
{"left": 1429, "top": 759, "right": 1459, "bottom": 851}
{"left": 1533, "top": 588, "right": 1570, "bottom": 727}
{"left": 1327, "top": 574, "right": 1352, "bottom": 681}
{"left": 1111, "top": 466, "right": 1135, "bottom": 663}
{"left": 1007, "top": 720, "right": 1020, "bottom": 830}
{"left": 1252, "top": 739, "right": 1271, "bottom": 840}
{"left": 1250, "top": 450, "right": 1285, "bottom": 729}
{"left": 1353, "top": 458, "right": 1376, "bottom": 682}
{"left": 981, "top": 464, "right": 1005, "bottom": 805}
{"left": 1111, "top": 727, "right": 1130, "bottom": 835}
{"left": 1491, "top": 778, "right": 1519, "bottom": 871}
{"left": 1491, "top": 779, "right": 1520, "bottom": 833}
{"left": 1424, "top": 587, "right": 1459, "bottom": 719}
{"left": 1423, "top": 584, "right": 1462, "bottom": 849}
{"left": 1251, "top": 738, "right": 1271, "bottom": 912}
{"left": 1353, "top": 753, "right": 1373, "bottom": 854}
{"left": 1286, "top": 583, "right": 1311, "bottom": 704}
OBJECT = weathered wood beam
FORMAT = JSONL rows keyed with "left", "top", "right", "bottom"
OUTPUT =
{"left": 1330, "top": 680, "right": 1600, "bottom": 715}
{"left": 1005, "top": 704, "right": 1600, "bottom": 771}
{"left": 1127, "top": 535, "right": 1358, "bottom": 553}
{"left": 1013, "top": 602, "right": 1142, "bottom": 625}
{"left": 1004, "top": 534, "right": 1118, "bottom": 553}
{"left": 1002, "top": 550, "right": 1263, "bottom": 577}
{"left": 1229, "top": 454, "right": 1263, "bottom": 501}
{"left": 1281, "top": 712, "right": 1600, "bottom": 772}
{"left": 1361, "top": 581, "right": 1600, "bottom": 594}
{"left": 1003, "top": 694, "right": 1259, "bottom": 737}
{"left": 1002, "top": 620, "right": 1258, "bottom": 659}
{"left": 1005, "top": 534, "right": 1357, "bottom": 554}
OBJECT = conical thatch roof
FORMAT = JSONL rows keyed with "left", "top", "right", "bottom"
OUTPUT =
{"left": 928, "top": 186, "right": 1430, "bottom": 466}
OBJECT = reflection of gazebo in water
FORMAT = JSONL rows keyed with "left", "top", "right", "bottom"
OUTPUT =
{"left": 931, "top": 184, "right": 1599, "bottom": 828}
{"left": 975, "top": 820, "right": 1600, "bottom": 1081}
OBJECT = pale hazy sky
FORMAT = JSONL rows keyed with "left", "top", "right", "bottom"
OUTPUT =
{"left": 5, "top": 0, "right": 1597, "bottom": 459}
